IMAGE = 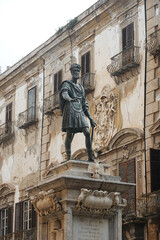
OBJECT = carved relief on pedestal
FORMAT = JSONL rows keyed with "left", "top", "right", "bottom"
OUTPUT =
{"left": 30, "top": 189, "right": 61, "bottom": 217}
{"left": 93, "top": 85, "right": 121, "bottom": 150}
{"left": 76, "top": 188, "right": 127, "bottom": 214}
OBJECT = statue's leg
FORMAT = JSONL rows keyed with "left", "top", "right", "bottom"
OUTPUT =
{"left": 65, "top": 130, "right": 74, "bottom": 160}
{"left": 82, "top": 128, "right": 94, "bottom": 162}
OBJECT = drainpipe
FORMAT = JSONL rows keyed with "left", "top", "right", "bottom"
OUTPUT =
{"left": 39, "top": 58, "right": 45, "bottom": 180}
{"left": 144, "top": 0, "right": 149, "bottom": 239}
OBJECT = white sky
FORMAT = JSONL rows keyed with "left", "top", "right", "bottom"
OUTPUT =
{"left": 0, "top": 0, "right": 97, "bottom": 73}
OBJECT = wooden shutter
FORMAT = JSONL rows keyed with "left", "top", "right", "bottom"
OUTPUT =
{"left": 6, "top": 103, "right": 12, "bottom": 123}
{"left": 119, "top": 159, "right": 136, "bottom": 214}
{"left": 54, "top": 73, "right": 58, "bottom": 93}
{"left": 7, "top": 207, "right": 13, "bottom": 234}
{"left": 150, "top": 148, "right": 160, "bottom": 192}
{"left": 0, "top": 210, "right": 2, "bottom": 236}
{"left": 58, "top": 70, "right": 62, "bottom": 91}
{"left": 86, "top": 51, "right": 90, "bottom": 73}
{"left": 31, "top": 205, "right": 37, "bottom": 228}
{"left": 81, "top": 51, "right": 90, "bottom": 75}
{"left": 28, "top": 87, "right": 36, "bottom": 120}
{"left": 15, "top": 202, "right": 23, "bottom": 232}
{"left": 122, "top": 23, "right": 134, "bottom": 50}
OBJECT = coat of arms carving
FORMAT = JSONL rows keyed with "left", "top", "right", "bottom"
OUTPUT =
{"left": 93, "top": 85, "right": 121, "bottom": 150}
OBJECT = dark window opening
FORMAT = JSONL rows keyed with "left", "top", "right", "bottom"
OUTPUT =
{"left": 28, "top": 87, "right": 36, "bottom": 121}
{"left": 54, "top": 70, "right": 62, "bottom": 93}
{"left": 150, "top": 148, "right": 160, "bottom": 192}
{"left": 81, "top": 51, "right": 90, "bottom": 76}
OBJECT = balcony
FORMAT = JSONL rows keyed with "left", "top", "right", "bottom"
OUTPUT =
{"left": 107, "top": 46, "right": 140, "bottom": 77}
{"left": 0, "top": 122, "right": 15, "bottom": 144}
{"left": 81, "top": 72, "right": 95, "bottom": 93}
{"left": 147, "top": 29, "right": 160, "bottom": 56}
{"left": 43, "top": 92, "right": 60, "bottom": 115}
{"left": 17, "top": 107, "right": 38, "bottom": 129}
{"left": 139, "top": 193, "right": 160, "bottom": 218}
{"left": 0, "top": 233, "right": 12, "bottom": 240}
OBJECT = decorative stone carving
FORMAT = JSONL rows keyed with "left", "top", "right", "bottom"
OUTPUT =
{"left": 76, "top": 188, "right": 127, "bottom": 214}
{"left": 122, "top": 145, "right": 137, "bottom": 160}
{"left": 88, "top": 161, "right": 104, "bottom": 179}
{"left": 94, "top": 85, "right": 121, "bottom": 150}
{"left": 30, "top": 189, "right": 61, "bottom": 216}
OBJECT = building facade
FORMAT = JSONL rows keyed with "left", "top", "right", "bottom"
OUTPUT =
{"left": 0, "top": 0, "right": 159, "bottom": 239}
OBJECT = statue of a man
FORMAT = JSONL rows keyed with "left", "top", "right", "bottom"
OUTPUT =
{"left": 60, "top": 63, "right": 96, "bottom": 162}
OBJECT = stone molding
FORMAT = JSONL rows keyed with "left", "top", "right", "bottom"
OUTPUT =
{"left": 107, "top": 128, "right": 143, "bottom": 150}
{"left": 30, "top": 189, "right": 61, "bottom": 217}
{"left": 76, "top": 188, "right": 127, "bottom": 214}
{"left": 0, "top": 183, "right": 15, "bottom": 207}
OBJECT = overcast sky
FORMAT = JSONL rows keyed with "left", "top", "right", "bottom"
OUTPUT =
{"left": 0, "top": 0, "right": 97, "bottom": 73}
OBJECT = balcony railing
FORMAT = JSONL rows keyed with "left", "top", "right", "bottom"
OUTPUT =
{"left": 14, "top": 228, "right": 37, "bottom": 240}
{"left": 147, "top": 29, "right": 160, "bottom": 56}
{"left": 107, "top": 46, "right": 140, "bottom": 77}
{"left": 0, "top": 233, "right": 12, "bottom": 240}
{"left": 0, "top": 122, "right": 15, "bottom": 144}
{"left": 123, "top": 193, "right": 160, "bottom": 218}
{"left": 81, "top": 72, "right": 95, "bottom": 92}
{"left": 43, "top": 92, "right": 60, "bottom": 115}
{"left": 17, "top": 107, "right": 38, "bottom": 129}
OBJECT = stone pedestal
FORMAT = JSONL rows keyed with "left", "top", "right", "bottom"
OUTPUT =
{"left": 28, "top": 160, "right": 135, "bottom": 240}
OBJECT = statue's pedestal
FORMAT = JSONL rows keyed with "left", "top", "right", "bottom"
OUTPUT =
{"left": 28, "top": 160, "right": 135, "bottom": 240}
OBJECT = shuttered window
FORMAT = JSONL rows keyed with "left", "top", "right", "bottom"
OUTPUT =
{"left": 5, "top": 103, "right": 12, "bottom": 133}
{"left": 15, "top": 200, "right": 37, "bottom": 233}
{"left": 119, "top": 159, "right": 136, "bottom": 214}
{"left": 150, "top": 148, "right": 160, "bottom": 192}
{"left": 122, "top": 23, "right": 134, "bottom": 50}
{"left": 0, "top": 207, "right": 13, "bottom": 236}
{"left": 6, "top": 103, "right": 12, "bottom": 123}
{"left": 81, "top": 51, "right": 90, "bottom": 76}
{"left": 54, "top": 70, "right": 62, "bottom": 93}
{"left": 28, "top": 87, "right": 36, "bottom": 121}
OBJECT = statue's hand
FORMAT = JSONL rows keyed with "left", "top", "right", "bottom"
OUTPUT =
{"left": 90, "top": 119, "right": 96, "bottom": 128}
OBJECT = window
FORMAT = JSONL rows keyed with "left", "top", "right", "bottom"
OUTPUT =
{"left": 81, "top": 51, "right": 90, "bottom": 76}
{"left": 5, "top": 103, "right": 12, "bottom": 134}
{"left": 15, "top": 200, "right": 36, "bottom": 233}
{"left": 119, "top": 159, "right": 136, "bottom": 214}
{"left": 54, "top": 70, "right": 62, "bottom": 93}
{"left": 28, "top": 87, "right": 36, "bottom": 121}
{"left": 0, "top": 207, "right": 13, "bottom": 237}
{"left": 150, "top": 148, "right": 160, "bottom": 192}
{"left": 122, "top": 23, "right": 134, "bottom": 50}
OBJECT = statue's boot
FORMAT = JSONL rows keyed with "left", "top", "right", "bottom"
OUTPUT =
{"left": 88, "top": 149, "right": 94, "bottom": 162}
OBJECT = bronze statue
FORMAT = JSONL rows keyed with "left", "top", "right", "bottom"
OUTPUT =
{"left": 60, "top": 63, "right": 96, "bottom": 161}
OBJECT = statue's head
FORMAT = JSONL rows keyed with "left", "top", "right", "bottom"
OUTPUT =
{"left": 70, "top": 63, "right": 81, "bottom": 79}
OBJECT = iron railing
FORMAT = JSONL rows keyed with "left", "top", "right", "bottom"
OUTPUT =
{"left": 123, "top": 193, "right": 160, "bottom": 218}
{"left": 81, "top": 72, "right": 95, "bottom": 92}
{"left": 43, "top": 92, "right": 60, "bottom": 115}
{"left": 107, "top": 46, "right": 140, "bottom": 77}
{"left": 0, "top": 122, "right": 15, "bottom": 143}
{"left": 17, "top": 107, "right": 38, "bottom": 129}
{"left": 14, "top": 228, "right": 37, "bottom": 240}
{"left": 0, "top": 233, "right": 12, "bottom": 240}
{"left": 147, "top": 29, "right": 160, "bottom": 56}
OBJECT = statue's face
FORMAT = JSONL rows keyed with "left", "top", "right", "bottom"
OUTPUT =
{"left": 72, "top": 67, "right": 80, "bottom": 79}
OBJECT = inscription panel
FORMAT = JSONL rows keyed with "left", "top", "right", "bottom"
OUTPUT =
{"left": 73, "top": 216, "right": 109, "bottom": 240}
